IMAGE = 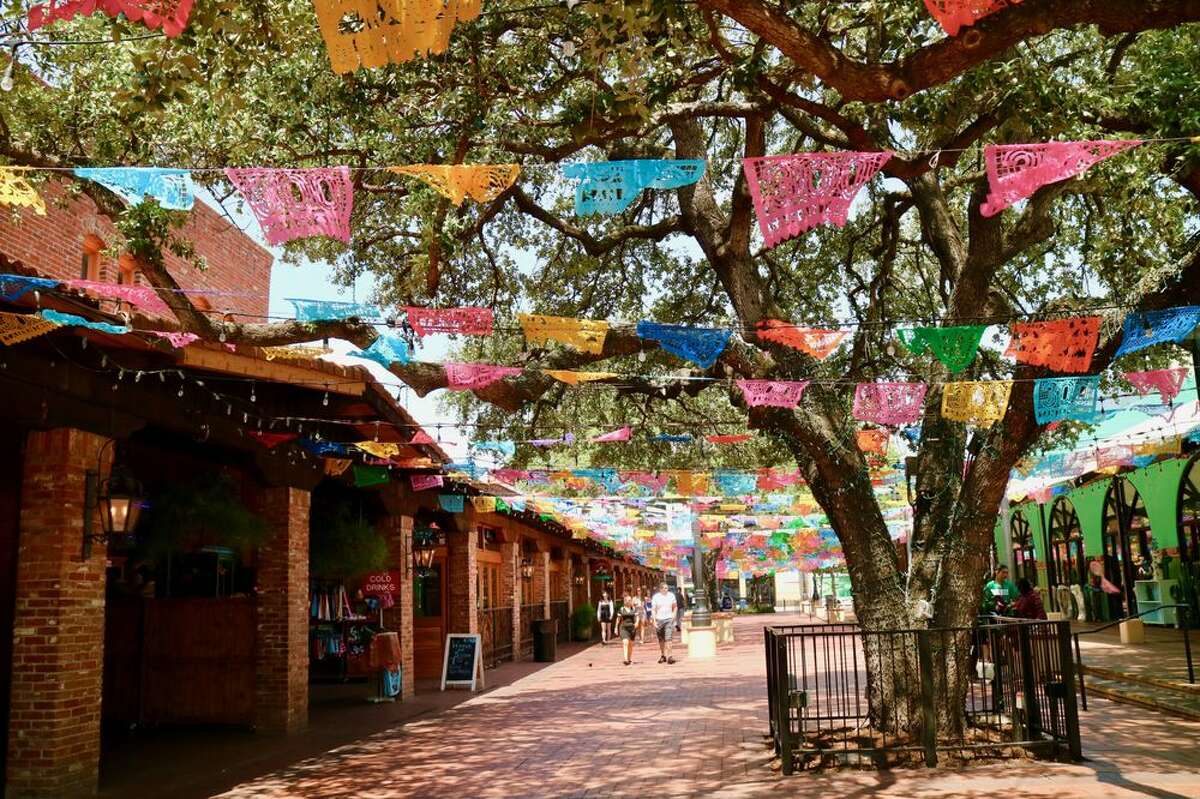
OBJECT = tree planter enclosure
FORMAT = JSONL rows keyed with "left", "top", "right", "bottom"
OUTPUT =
{"left": 765, "top": 620, "right": 1081, "bottom": 772}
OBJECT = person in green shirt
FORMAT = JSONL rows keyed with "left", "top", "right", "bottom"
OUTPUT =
{"left": 981, "top": 565, "right": 1018, "bottom": 615}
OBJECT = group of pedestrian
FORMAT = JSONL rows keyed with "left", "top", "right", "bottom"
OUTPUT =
{"left": 595, "top": 582, "right": 680, "bottom": 666}
{"left": 981, "top": 564, "right": 1046, "bottom": 620}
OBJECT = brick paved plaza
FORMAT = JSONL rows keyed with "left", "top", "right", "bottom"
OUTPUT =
{"left": 211, "top": 614, "right": 1200, "bottom": 799}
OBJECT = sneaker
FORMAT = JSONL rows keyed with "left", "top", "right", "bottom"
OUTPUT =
{"left": 658, "top": 656, "right": 667, "bottom": 664}
{"left": 624, "top": 660, "right": 631, "bottom": 666}
{"left": 667, "top": 657, "right": 676, "bottom": 664}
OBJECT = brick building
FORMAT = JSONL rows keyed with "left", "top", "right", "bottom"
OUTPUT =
{"left": 0, "top": 186, "right": 657, "bottom": 798}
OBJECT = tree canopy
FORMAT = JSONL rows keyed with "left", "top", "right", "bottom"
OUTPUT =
{"left": 5, "top": 1, "right": 1200, "bottom": 635}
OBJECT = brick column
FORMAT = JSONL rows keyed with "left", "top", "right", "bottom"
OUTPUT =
{"left": 254, "top": 485, "right": 310, "bottom": 734}
{"left": 564, "top": 557, "right": 574, "bottom": 615}
{"left": 380, "top": 514, "right": 415, "bottom": 700}
{"left": 7, "top": 429, "right": 110, "bottom": 799}
{"left": 581, "top": 555, "right": 592, "bottom": 604}
{"left": 501, "top": 541, "right": 520, "bottom": 659}
{"left": 532, "top": 550, "right": 550, "bottom": 618}
{"left": 447, "top": 527, "right": 477, "bottom": 635}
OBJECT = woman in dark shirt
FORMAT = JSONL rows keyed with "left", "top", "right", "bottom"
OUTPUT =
{"left": 1012, "top": 578, "right": 1047, "bottom": 620}
{"left": 617, "top": 594, "right": 641, "bottom": 665}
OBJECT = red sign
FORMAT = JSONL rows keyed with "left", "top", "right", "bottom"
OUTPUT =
{"left": 362, "top": 570, "right": 400, "bottom": 597}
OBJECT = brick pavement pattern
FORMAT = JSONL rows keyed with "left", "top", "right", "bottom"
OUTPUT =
{"left": 217, "top": 613, "right": 1200, "bottom": 799}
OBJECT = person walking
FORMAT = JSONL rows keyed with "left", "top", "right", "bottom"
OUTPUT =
{"left": 617, "top": 594, "right": 641, "bottom": 665}
{"left": 596, "top": 591, "right": 615, "bottom": 645}
{"left": 651, "top": 582, "right": 678, "bottom": 664}
{"left": 641, "top": 592, "right": 653, "bottom": 644}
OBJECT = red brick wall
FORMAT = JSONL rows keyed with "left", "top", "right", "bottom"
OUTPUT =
{"left": 380, "top": 514, "right": 415, "bottom": 699}
{"left": 7, "top": 428, "right": 111, "bottom": 799}
{"left": 253, "top": 485, "right": 310, "bottom": 734}
{"left": 0, "top": 180, "right": 272, "bottom": 321}
{"left": 501, "top": 541, "right": 520, "bottom": 659}
{"left": 447, "top": 527, "right": 477, "bottom": 636}
{"left": 533, "top": 551, "right": 550, "bottom": 617}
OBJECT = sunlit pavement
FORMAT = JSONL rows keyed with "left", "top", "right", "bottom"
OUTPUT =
{"left": 216, "top": 613, "right": 1200, "bottom": 798}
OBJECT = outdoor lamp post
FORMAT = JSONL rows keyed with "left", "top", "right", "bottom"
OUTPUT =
{"left": 520, "top": 558, "right": 534, "bottom": 579}
{"left": 82, "top": 464, "right": 144, "bottom": 559}
{"left": 690, "top": 504, "right": 713, "bottom": 628}
{"left": 413, "top": 522, "right": 442, "bottom": 575}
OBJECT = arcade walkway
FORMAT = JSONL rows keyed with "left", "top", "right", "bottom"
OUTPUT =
{"left": 212, "top": 613, "right": 1200, "bottom": 799}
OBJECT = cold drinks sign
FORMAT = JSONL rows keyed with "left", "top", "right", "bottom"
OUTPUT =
{"left": 362, "top": 570, "right": 400, "bottom": 597}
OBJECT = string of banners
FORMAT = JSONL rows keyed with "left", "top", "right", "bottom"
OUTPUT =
{"left": 4, "top": 136, "right": 1190, "bottom": 248}
{"left": 18, "top": 2, "right": 1115, "bottom": 76}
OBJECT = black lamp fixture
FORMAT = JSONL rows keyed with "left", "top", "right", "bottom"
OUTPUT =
{"left": 573, "top": 573, "right": 586, "bottom": 586}
{"left": 413, "top": 522, "right": 444, "bottom": 575}
{"left": 82, "top": 458, "right": 144, "bottom": 559}
{"left": 520, "top": 557, "right": 534, "bottom": 579}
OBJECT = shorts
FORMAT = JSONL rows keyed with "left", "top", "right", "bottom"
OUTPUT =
{"left": 619, "top": 624, "right": 637, "bottom": 641}
{"left": 655, "top": 618, "right": 674, "bottom": 642}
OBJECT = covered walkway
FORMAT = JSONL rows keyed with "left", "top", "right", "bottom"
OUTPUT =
{"left": 205, "top": 613, "right": 1200, "bottom": 798}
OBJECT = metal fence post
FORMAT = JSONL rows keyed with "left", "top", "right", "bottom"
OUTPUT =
{"left": 765, "top": 628, "right": 777, "bottom": 742}
{"left": 775, "top": 635, "right": 795, "bottom": 775}
{"left": 1073, "top": 631, "right": 1087, "bottom": 711}
{"left": 1054, "top": 621, "right": 1083, "bottom": 761}
{"left": 915, "top": 630, "right": 939, "bottom": 768}
{"left": 1017, "top": 625, "right": 1042, "bottom": 741}
{"left": 1181, "top": 608, "right": 1195, "bottom": 685}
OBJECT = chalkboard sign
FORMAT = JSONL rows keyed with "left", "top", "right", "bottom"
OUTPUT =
{"left": 440, "top": 634, "right": 483, "bottom": 691}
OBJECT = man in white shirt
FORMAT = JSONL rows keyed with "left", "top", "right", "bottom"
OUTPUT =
{"left": 651, "top": 582, "right": 678, "bottom": 664}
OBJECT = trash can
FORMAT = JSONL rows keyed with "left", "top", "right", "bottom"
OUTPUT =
{"left": 534, "top": 619, "right": 558, "bottom": 662}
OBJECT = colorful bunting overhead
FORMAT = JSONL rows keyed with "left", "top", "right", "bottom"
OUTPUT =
{"left": 543, "top": 370, "right": 618, "bottom": 385}
{"left": 73, "top": 167, "right": 194, "bottom": 210}
{"left": 1007, "top": 316, "right": 1100, "bottom": 373}
{"left": 349, "top": 334, "right": 410, "bottom": 368}
{"left": 471, "top": 440, "right": 516, "bottom": 458}
{"left": 324, "top": 458, "right": 353, "bottom": 476}
{"left": 754, "top": 320, "right": 847, "bottom": 359}
{"left": 0, "top": 274, "right": 57, "bottom": 302}
{"left": 444, "top": 363, "right": 521, "bottom": 390}
{"left": 66, "top": 279, "right": 172, "bottom": 316}
{"left": 714, "top": 470, "right": 757, "bottom": 496}
{"left": 742, "top": 151, "right": 892, "bottom": 249}
{"left": 352, "top": 464, "right": 389, "bottom": 487}
{"left": 635, "top": 321, "right": 730, "bottom": 368}
{"left": 592, "top": 426, "right": 632, "bottom": 443}
{"left": 39, "top": 309, "right": 129, "bottom": 335}
{"left": 1113, "top": 306, "right": 1200, "bottom": 357}
{"left": 1034, "top": 375, "right": 1102, "bottom": 424}
{"left": 923, "top": 0, "right": 1011, "bottom": 37}
{"left": 287, "top": 298, "right": 381, "bottom": 322}
{"left": 355, "top": 441, "right": 400, "bottom": 459}
{"left": 0, "top": 311, "right": 59, "bottom": 345}
{"left": 471, "top": 496, "right": 497, "bottom": 513}
{"left": 312, "top": 0, "right": 481, "bottom": 73}
{"left": 708, "top": 434, "right": 752, "bottom": 444}
{"left": 852, "top": 382, "right": 928, "bottom": 426}
{"left": 980, "top": 140, "right": 1142, "bottom": 217}
{"left": 856, "top": 429, "right": 890, "bottom": 454}
{"left": 735, "top": 379, "right": 809, "bottom": 409}
{"left": 0, "top": 169, "right": 47, "bottom": 215}
{"left": 410, "top": 473, "right": 444, "bottom": 491}
{"left": 562, "top": 160, "right": 705, "bottom": 215}
{"left": 389, "top": 164, "right": 520, "bottom": 204}
{"left": 439, "top": 494, "right": 465, "bottom": 513}
{"left": 1124, "top": 368, "right": 1190, "bottom": 405}
{"left": 248, "top": 431, "right": 298, "bottom": 449}
{"left": 225, "top": 167, "right": 353, "bottom": 245}
{"left": 150, "top": 330, "right": 201, "bottom": 348}
{"left": 29, "top": 0, "right": 194, "bottom": 37}
{"left": 941, "top": 380, "right": 1014, "bottom": 427}
{"left": 406, "top": 306, "right": 493, "bottom": 337}
{"left": 518, "top": 314, "right": 609, "bottom": 354}
{"left": 897, "top": 325, "right": 986, "bottom": 373}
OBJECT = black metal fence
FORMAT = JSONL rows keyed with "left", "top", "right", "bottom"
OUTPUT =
{"left": 519, "top": 603, "right": 545, "bottom": 659}
{"left": 550, "top": 600, "right": 570, "bottom": 644}
{"left": 765, "top": 620, "right": 1082, "bottom": 772}
{"left": 478, "top": 606, "right": 514, "bottom": 668}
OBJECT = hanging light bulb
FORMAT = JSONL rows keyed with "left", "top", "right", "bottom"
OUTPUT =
{"left": 323, "top": 391, "right": 329, "bottom": 406}
{"left": 250, "top": 382, "right": 256, "bottom": 402}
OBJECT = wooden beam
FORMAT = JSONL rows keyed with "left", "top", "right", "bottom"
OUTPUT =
{"left": 179, "top": 347, "right": 366, "bottom": 396}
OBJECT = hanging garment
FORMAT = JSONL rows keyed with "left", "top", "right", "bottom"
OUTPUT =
{"left": 742, "top": 152, "right": 892, "bottom": 248}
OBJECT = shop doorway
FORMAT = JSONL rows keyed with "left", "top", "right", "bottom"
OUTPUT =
{"left": 1102, "top": 478, "right": 1154, "bottom": 618}
{"left": 1010, "top": 508, "right": 1038, "bottom": 587}
{"left": 1047, "top": 496, "right": 1086, "bottom": 614}
{"left": 1177, "top": 453, "right": 1200, "bottom": 623}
